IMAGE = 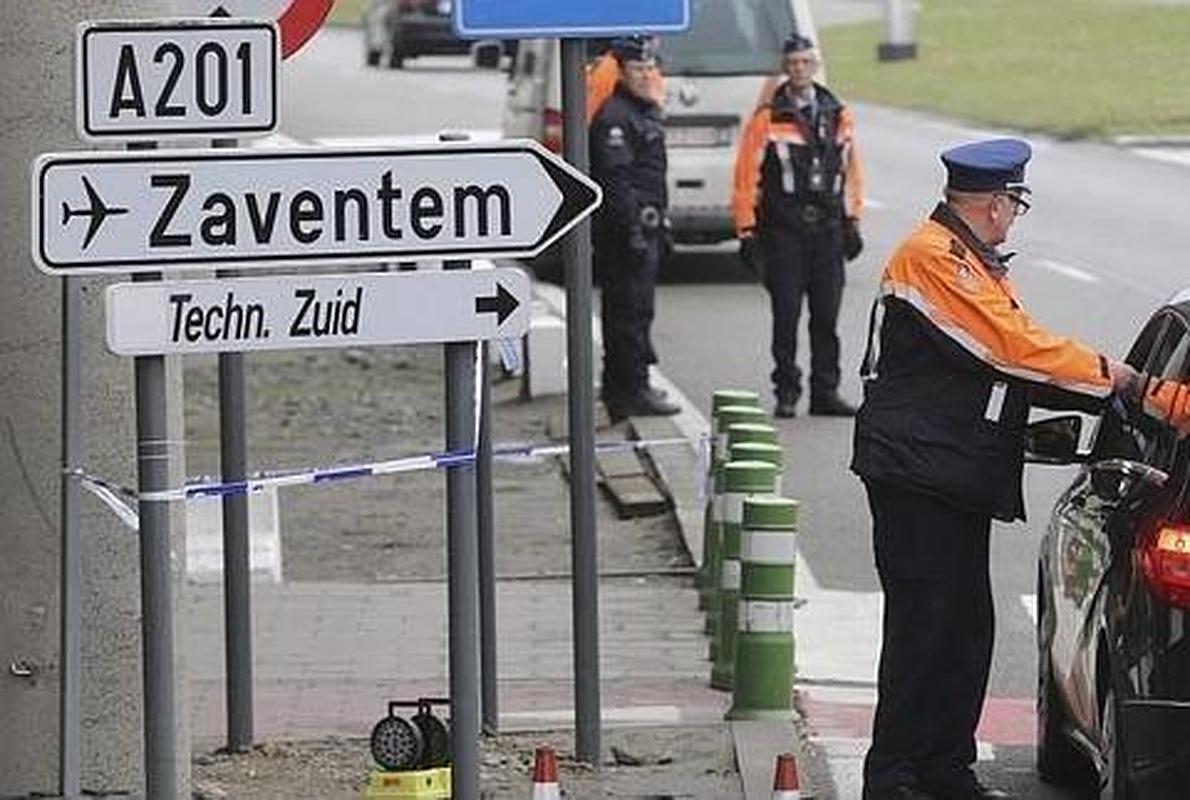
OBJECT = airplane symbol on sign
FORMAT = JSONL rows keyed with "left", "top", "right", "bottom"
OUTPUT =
{"left": 61, "top": 176, "right": 129, "bottom": 250}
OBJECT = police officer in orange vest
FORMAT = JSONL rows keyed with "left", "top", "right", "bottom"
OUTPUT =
{"left": 733, "top": 33, "right": 866, "bottom": 418}
{"left": 851, "top": 139, "right": 1138, "bottom": 800}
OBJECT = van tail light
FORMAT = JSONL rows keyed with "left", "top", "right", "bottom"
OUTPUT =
{"left": 1138, "top": 522, "right": 1190, "bottom": 608}
{"left": 541, "top": 107, "right": 563, "bottom": 154}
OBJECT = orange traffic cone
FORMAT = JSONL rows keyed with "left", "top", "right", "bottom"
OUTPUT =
{"left": 530, "top": 745, "right": 561, "bottom": 800}
{"left": 772, "top": 751, "right": 801, "bottom": 800}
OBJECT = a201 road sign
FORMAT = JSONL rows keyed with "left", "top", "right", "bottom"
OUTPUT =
{"left": 77, "top": 19, "right": 278, "bottom": 141}
{"left": 171, "top": 0, "right": 333, "bottom": 58}
{"left": 454, "top": 0, "right": 691, "bottom": 38}
{"left": 31, "top": 141, "right": 602, "bottom": 275}
{"left": 105, "top": 268, "right": 530, "bottom": 355}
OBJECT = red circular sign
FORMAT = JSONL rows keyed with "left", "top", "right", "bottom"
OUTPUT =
{"left": 278, "top": 0, "right": 335, "bottom": 58}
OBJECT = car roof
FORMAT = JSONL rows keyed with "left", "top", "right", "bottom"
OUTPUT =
{"left": 1165, "top": 286, "right": 1190, "bottom": 316}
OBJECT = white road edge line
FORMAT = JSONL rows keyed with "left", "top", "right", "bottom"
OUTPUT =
{"left": 1035, "top": 258, "right": 1100, "bottom": 284}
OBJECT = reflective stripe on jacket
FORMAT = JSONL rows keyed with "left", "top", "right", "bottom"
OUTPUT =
{"left": 851, "top": 203, "right": 1112, "bottom": 521}
{"left": 732, "top": 81, "right": 864, "bottom": 235}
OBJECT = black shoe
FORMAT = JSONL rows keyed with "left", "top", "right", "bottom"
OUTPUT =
{"left": 862, "top": 785, "right": 938, "bottom": 800}
{"left": 921, "top": 778, "right": 1010, "bottom": 800}
{"left": 605, "top": 390, "right": 680, "bottom": 421}
{"left": 809, "top": 392, "right": 857, "bottom": 417}
{"left": 774, "top": 397, "right": 798, "bottom": 418}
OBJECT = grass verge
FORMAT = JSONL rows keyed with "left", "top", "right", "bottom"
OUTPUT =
{"left": 328, "top": 0, "right": 367, "bottom": 27}
{"left": 820, "top": 0, "right": 1190, "bottom": 139}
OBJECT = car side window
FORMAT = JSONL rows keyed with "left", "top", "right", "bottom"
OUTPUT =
{"left": 1091, "top": 315, "right": 1170, "bottom": 462}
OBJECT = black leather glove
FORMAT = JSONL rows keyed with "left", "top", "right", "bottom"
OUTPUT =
{"left": 739, "top": 235, "right": 755, "bottom": 272}
{"left": 843, "top": 218, "right": 864, "bottom": 262}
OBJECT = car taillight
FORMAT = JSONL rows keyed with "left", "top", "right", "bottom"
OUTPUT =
{"left": 1139, "top": 522, "right": 1190, "bottom": 608}
{"left": 542, "top": 107, "right": 563, "bottom": 154}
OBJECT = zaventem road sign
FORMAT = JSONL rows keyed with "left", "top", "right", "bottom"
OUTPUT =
{"left": 31, "top": 141, "right": 601, "bottom": 275}
{"left": 171, "top": 0, "right": 334, "bottom": 58}
{"left": 105, "top": 268, "right": 530, "bottom": 355}
{"left": 454, "top": 0, "right": 691, "bottom": 38}
{"left": 77, "top": 19, "right": 278, "bottom": 140}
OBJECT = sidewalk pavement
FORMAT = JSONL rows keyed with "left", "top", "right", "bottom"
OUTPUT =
{"left": 186, "top": 280, "right": 823, "bottom": 798}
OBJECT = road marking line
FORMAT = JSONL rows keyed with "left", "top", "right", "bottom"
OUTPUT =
{"left": 1036, "top": 258, "right": 1101, "bottom": 284}
{"left": 865, "top": 197, "right": 887, "bottom": 210}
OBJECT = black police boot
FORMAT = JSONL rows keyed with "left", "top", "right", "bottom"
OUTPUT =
{"left": 774, "top": 392, "right": 798, "bottom": 419}
{"left": 809, "top": 391, "right": 857, "bottom": 417}
{"left": 605, "top": 389, "right": 680, "bottom": 422}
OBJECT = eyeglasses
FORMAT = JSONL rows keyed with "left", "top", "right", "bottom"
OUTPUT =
{"left": 997, "top": 192, "right": 1031, "bottom": 217}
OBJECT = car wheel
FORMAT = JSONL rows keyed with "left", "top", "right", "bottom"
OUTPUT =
{"left": 388, "top": 48, "right": 405, "bottom": 69}
{"left": 1038, "top": 652, "right": 1085, "bottom": 784}
{"left": 1099, "top": 686, "right": 1133, "bottom": 800}
{"left": 365, "top": 48, "right": 381, "bottom": 67}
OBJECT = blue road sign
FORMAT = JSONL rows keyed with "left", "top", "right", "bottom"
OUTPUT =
{"left": 454, "top": 0, "right": 692, "bottom": 39}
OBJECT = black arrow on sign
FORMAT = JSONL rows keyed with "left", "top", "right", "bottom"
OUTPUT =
{"left": 474, "top": 283, "right": 519, "bottom": 325}
{"left": 211, "top": 6, "right": 232, "bottom": 17}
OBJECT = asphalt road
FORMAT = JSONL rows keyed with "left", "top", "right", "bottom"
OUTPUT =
{"left": 279, "top": 24, "right": 1190, "bottom": 798}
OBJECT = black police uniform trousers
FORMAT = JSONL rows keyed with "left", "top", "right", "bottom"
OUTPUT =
{"left": 596, "top": 230, "right": 660, "bottom": 398}
{"left": 760, "top": 221, "right": 845, "bottom": 402}
{"left": 861, "top": 480, "right": 995, "bottom": 794}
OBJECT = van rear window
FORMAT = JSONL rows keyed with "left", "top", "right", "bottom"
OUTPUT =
{"left": 660, "top": 0, "right": 797, "bottom": 75}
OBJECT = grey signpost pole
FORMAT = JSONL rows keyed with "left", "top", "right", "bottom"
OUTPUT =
{"left": 560, "top": 38, "right": 602, "bottom": 766}
{"left": 441, "top": 132, "right": 480, "bottom": 800}
{"left": 213, "top": 136, "right": 255, "bottom": 753}
{"left": 478, "top": 340, "right": 498, "bottom": 736}
{"left": 127, "top": 139, "right": 178, "bottom": 800}
{"left": 59, "top": 276, "right": 82, "bottom": 800}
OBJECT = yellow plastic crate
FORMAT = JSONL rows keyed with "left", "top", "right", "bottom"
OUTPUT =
{"left": 362, "top": 768, "right": 451, "bottom": 800}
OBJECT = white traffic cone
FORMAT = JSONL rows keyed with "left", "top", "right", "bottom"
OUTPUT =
{"left": 772, "top": 751, "right": 801, "bottom": 800}
{"left": 530, "top": 745, "right": 561, "bottom": 800}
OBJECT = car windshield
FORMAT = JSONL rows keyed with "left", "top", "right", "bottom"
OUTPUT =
{"left": 659, "top": 0, "right": 796, "bottom": 75}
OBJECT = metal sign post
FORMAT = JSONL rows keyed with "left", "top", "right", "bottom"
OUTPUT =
{"left": 213, "top": 131, "right": 254, "bottom": 753}
{"left": 559, "top": 39, "right": 601, "bottom": 766}
{"left": 478, "top": 339, "right": 497, "bottom": 736}
{"left": 59, "top": 276, "right": 82, "bottom": 800}
{"left": 454, "top": 0, "right": 691, "bottom": 767}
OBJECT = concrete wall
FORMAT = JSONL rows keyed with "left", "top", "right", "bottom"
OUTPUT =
{"left": 0, "top": 1, "right": 188, "bottom": 795}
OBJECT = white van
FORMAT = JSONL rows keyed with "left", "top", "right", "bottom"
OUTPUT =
{"left": 502, "top": 0, "right": 821, "bottom": 246}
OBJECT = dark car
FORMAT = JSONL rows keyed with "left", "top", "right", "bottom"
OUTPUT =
{"left": 363, "top": 0, "right": 464, "bottom": 68}
{"left": 1031, "top": 290, "right": 1190, "bottom": 798}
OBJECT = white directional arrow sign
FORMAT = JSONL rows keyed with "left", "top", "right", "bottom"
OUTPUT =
{"left": 105, "top": 268, "right": 531, "bottom": 355}
{"left": 31, "top": 141, "right": 602, "bottom": 275}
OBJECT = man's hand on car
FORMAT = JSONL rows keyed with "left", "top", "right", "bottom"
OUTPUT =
{"left": 1108, "top": 359, "right": 1141, "bottom": 399}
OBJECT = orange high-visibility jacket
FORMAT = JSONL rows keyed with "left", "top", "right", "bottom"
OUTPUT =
{"left": 732, "top": 81, "right": 864, "bottom": 236}
{"left": 586, "top": 53, "right": 667, "bottom": 124}
{"left": 852, "top": 203, "right": 1113, "bottom": 520}
{"left": 1143, "top": 379, "right": 1190, "bottom": 436}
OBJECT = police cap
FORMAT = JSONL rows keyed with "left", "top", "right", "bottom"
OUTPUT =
{"left": 941, "top": 138, "right": 1032, "bottom": 193}
{"left": 783, "top": 33, "right": 816, "bottom": 54}
{"left": 611, "top": 35, "right": 658, "bottom": 64}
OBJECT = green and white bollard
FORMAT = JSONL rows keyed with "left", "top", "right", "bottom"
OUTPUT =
{"left": 698, "top": 392, "right": 761, "bottom": 599}
{"left": 710, "top": 460, "right": 779, "bottom": 690}
{"left": 700, "top": 404, "right": 768, "bottom": 620}
{"left": 724, "top": 421, "right": 779, "bottom": 449}
{"left": 727, "top": 496, "right": 799, "bottom": 720}
{"left": 728, "top": 441, "right": 784, "bottom": 496}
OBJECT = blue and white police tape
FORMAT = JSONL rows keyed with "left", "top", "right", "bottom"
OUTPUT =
{"left": 72, "top": 435, "right": 695, "bottom": 531}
